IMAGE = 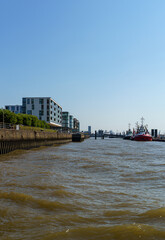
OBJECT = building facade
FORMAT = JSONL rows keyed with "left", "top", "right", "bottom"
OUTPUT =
{"left": 73, "top": 118, "right": 80, "bottom": 132}
{"left": 62, "top": 112, "right": 70, "bottom": 128}
{"left": 69, "top": 115, "right": 73, "bottom": 129}
{"left": 22, "top": 97, "right": 62, "bottom": 127}
{"left": 62, "top": 112, "right": 80, "bottom": 132}
{"left": 88, "top": 126, "right": 91, "bottom": 134}
{"left": 5, "top": 105, "right": 22, "bottom": 114}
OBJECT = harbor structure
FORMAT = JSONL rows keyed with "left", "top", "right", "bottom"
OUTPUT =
{"left": 22, "top": 97, "right": 62, "bottom": 127}
{"left": 5, "top": 105, "right": 23, "bottom": 114}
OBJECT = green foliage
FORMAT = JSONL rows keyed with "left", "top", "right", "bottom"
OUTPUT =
{"left": 16, "top": 114, "right": 23, "bottom": 124}
{"left": 0, "top": 109, "right": 50, "bottom": 129}
{"left": 0, "top": 109, "right": 17, "bottom": 124}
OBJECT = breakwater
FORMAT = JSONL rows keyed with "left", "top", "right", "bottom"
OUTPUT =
{"left": 0, "top": 129, "right": 72, "bottom": 154}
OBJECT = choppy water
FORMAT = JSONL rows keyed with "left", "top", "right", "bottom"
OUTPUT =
{"left": 0, "top": 138, "right": 165, "bottom": 240}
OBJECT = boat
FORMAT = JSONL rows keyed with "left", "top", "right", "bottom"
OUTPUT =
{"left": 132, "top": 117, "right": 152, "bottom": 141}
{"left": 123, "top": 124, "right": 133, "bottom": 140}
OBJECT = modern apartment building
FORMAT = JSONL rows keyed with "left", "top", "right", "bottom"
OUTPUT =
{"left": 22, "top": 97, "right": 62, "bottom": 127}
{"left": 73, "top": 118, "right": 80, "bottom": 132}
{"left": 69, "top": 115, "right": 73, "bottom": 129}
{"left": 62, "top": 112, "right": 80, "bottom": 132}
{"left": 62, "top": 112, "right": 70, "bottom": 128}
{"left": 5, "top": 105, "right": 22, "bottom": 114}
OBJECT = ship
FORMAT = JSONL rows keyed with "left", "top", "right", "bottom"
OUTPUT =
{"left": 132, "top": 117, "right": 152, "bottom": 141}
{"left": 123, "top": 124, "right": 133, "bottom": 140}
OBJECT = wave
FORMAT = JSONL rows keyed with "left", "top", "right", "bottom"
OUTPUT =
{"left": 25, "top": 184, "right": 66, "bottom": 190}
{"left": 104, "top": 210, "right": 133, "bottom": 217}
{"left": 104, "top": 208, "right": 165, "bottom": 222}
{"left": 41, "top": 224, "right": 165, "bottom": 240}
{"left": 50, "top": 189, "right": 80, "bottom": 198}
{"left": 0, "top": 191, "right": 82, "bottom": 212}
{"left": 139, "top": 208, "right": 165, "bottom": 219}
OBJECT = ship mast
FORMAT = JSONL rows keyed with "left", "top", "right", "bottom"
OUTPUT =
{"left": 141, "top": 117, "right": 145, "bottom": 126}
{"left": 128, "top": 123, "right": 131, "bottom": 130}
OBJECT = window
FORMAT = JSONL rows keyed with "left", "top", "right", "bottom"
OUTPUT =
{"left": 39, "top": 110, "right": 44, "bottom": 116}
{"left": 27, "top": 99, "right": 30, "bottom": 104}
{"left": 27, "top": 110, "right": 32, "bottom": 115}
{"left": 39, "top": 98, "right": 43, "bottom": 104}
{"left": 47, "top": 99, "right": 49, "bottom": 104}
{"left": 31, "top": 99, "right": 34, "bottom": 104}
{"left": 47, "top": 117, "right": 49, "bottom": 121}
{"left": 23, "top": 98, "right": 26, "bottom": 105}
{"left": 47, "top": 111, "right": 49, "bottom": 116}
{"left": 41, "top": 105, "right": 44, "bottom": 110}
{"left": 32, "top": 105, "right": 34, "bottom": 110}
{"left": 51, "top": 111, "right": 52, "bottom": 114}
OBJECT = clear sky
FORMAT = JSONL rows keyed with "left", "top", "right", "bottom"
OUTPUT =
{"left": 1, "top": 0, "right": 165, "bottom": 133}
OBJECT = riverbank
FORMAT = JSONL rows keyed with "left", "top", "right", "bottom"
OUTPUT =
{"left": 0, "top": 129, "right": 72, "bottom": 155}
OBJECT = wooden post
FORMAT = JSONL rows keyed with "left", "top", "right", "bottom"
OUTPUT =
{"left": 95, "top": 131, "right": 97, "bottom": 139}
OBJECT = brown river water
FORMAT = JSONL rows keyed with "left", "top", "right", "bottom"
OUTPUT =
{"left": 0, "top": 138, "right": 165, "bottom": 240}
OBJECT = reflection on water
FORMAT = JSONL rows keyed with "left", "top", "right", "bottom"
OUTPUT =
{"left": 0, "top": 138, "right": 165, "bottom": 239}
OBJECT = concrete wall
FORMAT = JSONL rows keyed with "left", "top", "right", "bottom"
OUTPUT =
{"left": 0, "top": 129, "right": 72, "bottom": 155}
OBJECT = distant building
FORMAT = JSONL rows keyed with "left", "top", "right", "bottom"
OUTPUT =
{"left": 22, "top": 97, "right": 62, "bottom": 127}
{"left": 5, "top": 105, "right": 22, "bottom": 114}
{"left": 98, "top": 130, "right": 104, "bottom": 137}
{"left": 88, "top": 126, "right": 91, "bottom": 134}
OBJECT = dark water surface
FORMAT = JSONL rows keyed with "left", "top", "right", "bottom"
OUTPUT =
{"left": 0, "top": 138, "right": 165, "bottom": 240}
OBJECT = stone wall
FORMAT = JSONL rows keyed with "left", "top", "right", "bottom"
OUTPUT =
{"left": 0, "top": 129, "right": 72, "bottom": 155}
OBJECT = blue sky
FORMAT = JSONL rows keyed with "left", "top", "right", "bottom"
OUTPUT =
{"left": 1, "top": 0, "right": 165, "bottom": 132}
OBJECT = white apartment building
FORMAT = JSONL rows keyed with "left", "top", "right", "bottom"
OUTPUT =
{"left": 22, "top": 97, "right": 62, "bottom": 127}
{"left": 5, "top": 105, "right": 22, "bottom": 114}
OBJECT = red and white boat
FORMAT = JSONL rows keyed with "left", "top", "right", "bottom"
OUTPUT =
{"left": 132, "top": 118, "right": 152, "bottom": 141}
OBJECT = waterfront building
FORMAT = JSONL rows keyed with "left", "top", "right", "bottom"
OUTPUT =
{"left": 5, "top": 105, "right": 23, "bottom": 114}
{"left": 73, "top": 118, "right": 80, "bottom": 132}
{"left": 22, "top": 97, "right": 62, "bottom": 127}
{"left": 69, "top": 115, "right": 73, "bottom": 129}
{"left": 62, "top": 112, "right": 70, "bottom": 128}
{"left": 62, "top": 112, "right": 80, "bottom": 132}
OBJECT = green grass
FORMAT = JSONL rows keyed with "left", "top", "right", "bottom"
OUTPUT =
{"left": 20, "top": 125, "right": 57, "bottom": 132}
